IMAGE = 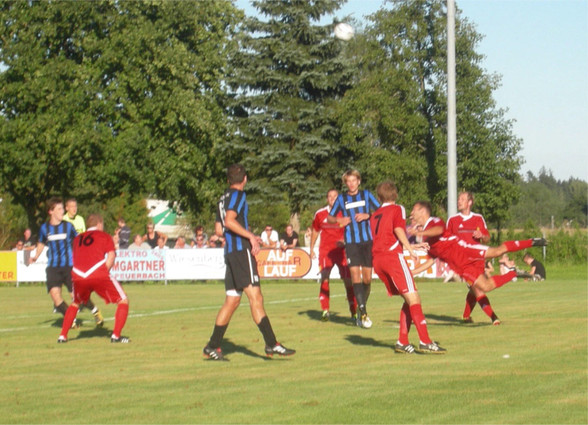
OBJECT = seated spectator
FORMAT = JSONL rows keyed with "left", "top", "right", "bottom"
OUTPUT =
{"left": 13, "top": 240, "right": 24, "bottom": 251}
{"left": 116, "top": 218, "right": 132, "bottom": 249}
{"left": 193, "top": 234, "right": 208, "bottom": 249}
{"left": 280, "top": 224, "right": 299, "bottom": 250}
{"left": 260, "top": 225, "right": 279, "bottom": 249}
{"left": 22, "top": 228, "right": 37, "bottom": 251}
{"left": 523, "top": 253, "right": 546, "bottom": 281}
{"left": 192, "top": 225, "right": 208, "bottom": 246}
{"left": 174, "top": 236, "right": 190, "bottom": 249}
{"left": 128, "top": 234, "right": 151, "bottom": 250}
{"left": 498, "top": 253, "right": 516, "bottom": 275}
{"left": 303, "top": 226, "right": 312, "bottom": 247}
{"left": 143, "top": 223, "right": 167, "bottom": 249}
{"left": 154, "top": 236, "right": 168, "bottom": 250}
{"left": 208, "top": 234, "right": 225, "bottom": 248}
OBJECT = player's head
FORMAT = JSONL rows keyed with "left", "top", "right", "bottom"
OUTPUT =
{"left": 65, "top": 198, "right": 78, "bottom": 216}
{"left": 326, "top": 189, "right": 338, "bottom": 208}
{"left": 342, "top": 169, "right": 361, "bottom": 192}
{"left": 410, "top": 200, "right": 432, "bottom": 225}
{"left": 227, "top": 164, "right": 247, "bottom": 185}
{"left": 46, "top": 197, "right": 63, "bottom": 213}
{"left": 457, "top": 191, "right": 473, "bottom": 212}
{"left": 376, "top": 180, "right": 398, "bottom": 203}
{"left": 86, "top": 213, "right": 104, "bottom": 230}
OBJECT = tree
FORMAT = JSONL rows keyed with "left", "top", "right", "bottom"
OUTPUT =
{"left": 338, "top": 0, "right": 522, "bottom": 221}
{"left": 0, "top": 1, "right": 240, "bottom": 230}
{"left": 224, "top": 0, "right": 355, "bottom": 229}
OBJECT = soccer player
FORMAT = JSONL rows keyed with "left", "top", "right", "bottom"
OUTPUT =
{"left": 57, "top": 214, "right": 130, "bottom": 343}
{"left": 370, "top": 181, "right": 445, "bottom": 354}
{"left": 408, "top": 201, "right": 547, "bottom": 294}
{"left": 62, "top": 197, "right": 104, "bottom": 326}
{"left": 446, "top": 191, "right": 500, "bottom": 325}
{"left": 310, "top": 189, "right": 356, "bottom": 322}
{"left": 30, "top": 197, "right": 103, "bottom": 328}
{"left": 328, "top": 169, "right": 380, "bottom": 328}
{"left": 203, "top": 164, "right": 295, "bottom": 361}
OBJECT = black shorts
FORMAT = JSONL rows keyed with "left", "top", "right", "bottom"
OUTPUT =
{"left": 345, "top": 242, "right": 373, "bottom": 268}
{"left": 224, "top": 249, "right": 260, "bottom": 293}
{"left": 46, "top": 267, "right": 73, "bottom": 293}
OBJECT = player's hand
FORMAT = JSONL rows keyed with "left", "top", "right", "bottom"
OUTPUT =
{"left": 355, "top": 213, "right": 370, "bottom": 222}
{"left": 250, "top": 236, "right": 260, "bottom": 256}
{"left": 311, "top": 250, "right": 316, "bottom": 259}
{"left": 337, "top": 217, "right": 351, "bottom": 227}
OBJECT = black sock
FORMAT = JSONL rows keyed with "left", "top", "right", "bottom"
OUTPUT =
{"left": 353, "top": 283, "right": 366, "bottom": 314}
{"left": 56, "top": 301, "right": 68, "bottom": 316}
{"left": 84, "top": 299, "right": 95, "bottom": 311}
{"left": 257, "top": 316, "right": 277, "bottom": 347}
{"left": 208, "top": 324, "right": 228, "bottom": 349}
{"left": 364, "top": 283, "right": 371, "bottom": 302}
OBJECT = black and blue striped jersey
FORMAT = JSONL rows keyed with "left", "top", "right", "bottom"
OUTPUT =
{"left": 38, "top": 221, "right": 77, "bottom": 267}
{"left": 329, "top": 190, "right": 380, "bottom": 244}
{"left": 216, "top": 188, "right": 251, "bottom": 254}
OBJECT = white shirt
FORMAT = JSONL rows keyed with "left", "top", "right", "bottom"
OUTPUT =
{"left": 260, "top": 230, "right": 279, "bottom": 248}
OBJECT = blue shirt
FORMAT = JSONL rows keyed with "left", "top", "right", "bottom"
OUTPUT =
{"left": 329, "top": 190, "right": 380, "bottom": 244}
{"left": 216, "top": 188, "right": 250, "bottom": 254}
{"left": 38, "top": 221, "right": 77, "bottom": 267}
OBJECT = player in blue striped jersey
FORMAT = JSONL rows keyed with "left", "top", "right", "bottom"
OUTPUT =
{"left": 328, "top": 169, "right": 380, "bottom": 328}
{"left": 203, "top": 164, "right": 295, "bottom": 360}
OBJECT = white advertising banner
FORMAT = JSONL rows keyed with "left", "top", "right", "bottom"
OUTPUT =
{"left": 9, "top": 247, "right": 440, "bottom": 282}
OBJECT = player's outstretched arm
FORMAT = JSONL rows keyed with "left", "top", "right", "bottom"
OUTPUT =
{"left": 411, "top": 258, "right": 435, "bottom": 276}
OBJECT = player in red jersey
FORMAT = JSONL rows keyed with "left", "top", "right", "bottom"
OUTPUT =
{"left": 446, "top": 191, "right": 500, "bottom": 325}
{"left": 408, "top": 201, "right": 547, "bottom": 294}
{"left": 57, "top": 214, "right": 130, "bottom": 344}
{"left": 310, "top": 189, "right": 356, "bottom": 322}
{"left": 370, "top": 181, "right": 445, "bottom": 354}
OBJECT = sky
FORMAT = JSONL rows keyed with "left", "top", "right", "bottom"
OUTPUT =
{"left": 236, "top": 0, "right": 588, "bottom": 182}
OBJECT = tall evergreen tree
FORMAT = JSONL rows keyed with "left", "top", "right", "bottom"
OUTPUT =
{"left": 225, "top": 0, "right": 355, "bottom": 228}
{"left": 338, "top": 0, "right": 522, "bottom": 221}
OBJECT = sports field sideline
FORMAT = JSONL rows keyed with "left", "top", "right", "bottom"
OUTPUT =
{"left": 0, "top": 265, "right": 586, "bottom": 424}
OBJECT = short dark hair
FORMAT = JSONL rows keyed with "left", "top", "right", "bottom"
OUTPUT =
{"left": 46, "top": 197, "right": 63, "bottom": 213}
{"left": 86, "top": 214, "right": 103, "bottom": 228}
{"left": 227, "top": 164, "right": 247, "bottom": 185}
{"left": 414, "top": 200, "right": 432, "bottom": 215}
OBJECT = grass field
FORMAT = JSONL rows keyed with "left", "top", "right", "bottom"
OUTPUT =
{"left": 1, "top": 265, "right": 586, "bottom": 424}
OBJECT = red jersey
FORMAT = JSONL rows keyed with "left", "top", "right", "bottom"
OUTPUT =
{"left": 312, "top": 206, "right": 345, "bottom": 253}
{"left": 72, "top": 228, "right": 115, "bottom": 280}
{"left": 446, "top": 212, "right": 489, "bottom": 244}
{"left": 370, "top": 203, "right": 407, "bottom": 255}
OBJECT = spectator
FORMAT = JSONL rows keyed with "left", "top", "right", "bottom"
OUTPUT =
{"left": 260, "top": 225, "right": 279, "bottom": 249}
{"left": 193, "top": 234, "right": 208, "bottom": 249}
{"left": 174, "top": 236, "right": 190, "bottom": 249}
{"left": 128, "top": 234, "right": 150, "bottom": 250}
{"left": 208, "top": 234, "right": 225, "bottom": 248}
{"left": 523, "top": 253, "right": 546, "bottom": 281}
{"left": 13, "top": 240, "right": 24, "bottom": 251}
{"left": 116, "top": 218, "right": 131, "bottom": 249}
{"left": 143, "top": 223, "right": 167, "bottom": 249}
{"left": 304, "top": 226, "right": 312, "bottom": 247}
{"left": 154, "top": 236, "right": 168, "bottom": 250}
{"left": 498, "top": 253, "right": 516, "bottom": 275}
{"left": 192, "top": 225, "right": 208, "bottom": 246}
{"left": 22, "top": 228, "right": 37, "bottom": 251}
{"left": 279, "top": 224, "right": 299, "bottom": 250}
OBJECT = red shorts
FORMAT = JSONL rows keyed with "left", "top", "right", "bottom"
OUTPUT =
{"left": 373, "top": 252, "right": 416, "bottom": 296}
{"left": 72, "top": 274, "right": 127, "bottom": 305}
{"left": 319, "top": 246, "right": 350, "bottom": 279}
{"left": 443, "top": 241, "right": 488, "bottom": 285}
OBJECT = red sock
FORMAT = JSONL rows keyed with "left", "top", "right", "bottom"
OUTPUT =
{"left": 409, "top": 303, "right": 432, "bottom": 345}
{"left": 398, "top": 303, "right": 411, "bottom": 345}
{"left": 112, "top": 303, "right": 129, "bottom": 338}
{"left": 344, "top": 284, "right": 357, "bottom": 315}
{"left": 504, "top": 239, "right": 532, "bottom": 252}
{"left": 319, "top": 280, "right": 330, "bottom": 311}
{"left": 59, "top": 305, "right": 79, "bottom": 338}
{"left": 476, "top": 295, "right": 496, "bottom": 320}
{"left": 492, "top": 270, "right": 517, "bottom": 288}
{"left": 463, "top": 291, "right": 477, "bottom": 319}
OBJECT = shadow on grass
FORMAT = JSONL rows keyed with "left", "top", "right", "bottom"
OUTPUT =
{"left": 297, "top": 309, "right": 355, "bottom": 327}
{"left": 344, "top": 334, "right": 394, "bottom": 349}
{"left": 424, "top": 314, "right": 490, "bottom": 327}
{"left": 75, "top": 326, "right": 112, "bottom": 340}
{"left": 221, "top": 339, "right": 271, "bottom": 361}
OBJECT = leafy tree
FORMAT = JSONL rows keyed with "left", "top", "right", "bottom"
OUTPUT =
{"left": 224, "top": 0, "right": 355, "bottom": 229}
{"left": 0, "top": 0, "right": 239, "bottom": 231}
{"left": 338, "top": 0, "right": 522, "bottom": 221}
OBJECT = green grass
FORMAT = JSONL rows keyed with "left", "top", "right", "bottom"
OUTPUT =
{"left": 1, "top": 265, "right": 586, "bottom": 424}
